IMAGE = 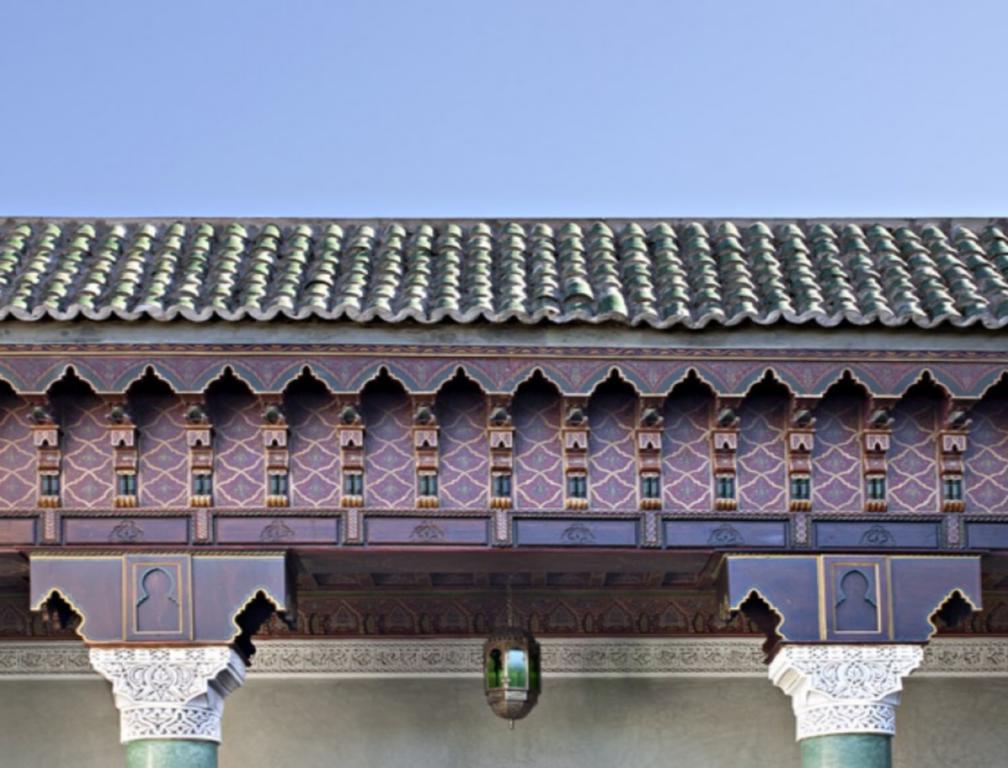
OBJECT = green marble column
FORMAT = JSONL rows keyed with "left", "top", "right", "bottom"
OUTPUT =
{"left": 126, "top": 740, "right": 218, "bottom": 768}
{"left": 800, "top": 734, "right": 890, "bottom": 768}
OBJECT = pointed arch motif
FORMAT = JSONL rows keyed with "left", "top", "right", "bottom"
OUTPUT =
{"left": 662, "top": 375, "right": 714, "bottom": 512}
{"left": 435, "top": 372, "right": 489, "bottom": 509}
{"left": 887, "top": 378, "right": 944, "bottom": 513}
{"left": 127, "top": 370, "right": 188, "bottom": 508}
{"left": 49, "top": 370, "right": 114, "bottom": 509}
{"left": 284, "top": 370, "right": 342, "bottom": 508}
{"left": 812, "top": 378, "right": 868, "bottom": 513}
{"left": 513, "top": 372, "right": 564, "bottom": 511}
{"left": 206, "top": 371, "right": 264, "bottom": 508}
{"left": 588, "top": 372, "right": 638, "bottom": 510}
{"left": 361, "top": 371, "right": 414, "bottom": 509}
{"left": 735, "top": 376, "right": 789, "bottom": 512}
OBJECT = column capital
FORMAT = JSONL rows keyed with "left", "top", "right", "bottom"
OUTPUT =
{"left": 90, "top": 646, "right": 245, "bottom": 744}
{"left": 769, "top": 644, "right": 923, "bottom": 741}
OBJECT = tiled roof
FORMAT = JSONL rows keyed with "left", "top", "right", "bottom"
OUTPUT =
{"left": 2, "top": 218, "right": 1008, "bottom": 329}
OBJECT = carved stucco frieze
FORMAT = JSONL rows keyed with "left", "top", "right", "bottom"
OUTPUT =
{"left": 89, "top": 646, "right": 245, "bottom": 743}
{"left": 769, "top": 644, "right": 924, "bottom": 741}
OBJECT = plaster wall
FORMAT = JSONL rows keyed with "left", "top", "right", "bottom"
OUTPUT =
{"left": 0, "top": 677, "right": 1005, "bottom": 767}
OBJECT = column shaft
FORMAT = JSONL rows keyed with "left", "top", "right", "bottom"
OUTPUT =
{"left": 126, "top": 740, "right": 218, "bottom": 768}
{"left": 800, "top": 734, "right": 890, "bottom": 768}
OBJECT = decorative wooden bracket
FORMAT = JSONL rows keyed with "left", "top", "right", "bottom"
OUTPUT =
{"left": 720, "top": 554, "right": 982, "bottom": 657}
{"left": 562, "top": 398, "right": 589, "bottom": 510}
{"left": 712, "top": 400, "right": 740, "bottom": 511}
{"left": 262, "top": 399, "right": 289, "bottom": 508}
{"left": 939, "top": 403, "right": 971, "bottom": 513}
{"left": 488, "top": 398, "right": 513, "bottom": 546}
{"left": 413, "top": 398, "right": 439, "bottom": 509}
{"left": 863, "top": 402, "right": 894, "bottom": 512}
{"left": 637, "top": 401, "right": 663, "bottom": 511}
{"left": 108, "top": 401, "right": 138, "bottom": 508}
{"left": 787, "top": 401, "right": 815, "bottom": 512}
{"left": 337, "top": 400, "right": 365, "bottom": 543}
{"left": 30, "top": 399, "right": 60, "bottom": 512}
{"left": 30, "top": 552, "right": 295, "bottom": 660}
{"left": 183, "top": 398, "right": 213, "bottom": 543}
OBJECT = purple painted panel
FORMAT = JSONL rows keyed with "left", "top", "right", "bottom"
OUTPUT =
{"left": 133, "top": 389, "right": 188, "bottom": 508}
{"left": 211, "top": 387, "right": 265, "bottom": 508}
{"left": 965, "top": 522, "right": 1008, "bottom": 549}
{"left": 0, "top": 392, "right": 36, "bottom": 509}
{"left": 60, "top": 395, "right": 114, "bottom": 508}
{"left": 366, "top": 517, "right": 488, "bottom": 545}
{"left": 515, "top": 519, "right": 638, "bottom": 547}
{"left": 662, "top": 388, "right": 712, "bottom": 511}
{"left": 216, "top": 516, "right": 339, "bottom": 544}
{"left": 363, "top": 383, "right": 414, "bottom": 509}
{"left": 436, "top": 382, "right": 489, "bottom": 509}
{"left": 0, "top": 518, "right": 34, "bottom": 543}
{"left": 63, "top": 517, "right": 189, "bottom": 544}
{"left": 815, "top": 520, "right": 940, "bottom": 549}
{"left": 588, "top": 383, "right": 637, "bottom": 510}
{"left": 887, "top": 394, "right": 939, "bottom": 513}
{"left": 513, "top": 382, "right": 564, "bottom": 510}
{"left": 736, "top": 389, "right": 788, "bottom": 512}
{"left": 965, "top": 393, "right": 1008, "bottom": 513}
{"left": 664, "top": 519, "right": 786, "bottom": 548}
{"left": 287, "top": 389, "right": 342, "bottom": 508}
{"left": 812, "top": 392, "right": 864, "bottom": 512}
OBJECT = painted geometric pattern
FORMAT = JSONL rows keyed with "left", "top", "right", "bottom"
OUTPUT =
{"left": 437, "top": 383, "right": 489, "bottom": 509}
{"left": 0, "top": 394, "right": 35, "bottom": 508}
{"left": 662, "top": 390, "right": 712, "bottom": 511}
{"left": 965, "top": 394, "right": 1008, "bottom": 513}
{"left": 812, "top": 393, "right": 863, "bottom": 512}
{"left": 60, "top": 396, "right": 114, "bottom": 508}
{"left": 588, "top": 385, "right": 637, "bottom": 510}
{"left": 211, "top": 392, "right": 265, "bottom": 508}
{"left": 288, "top": 392, "right": 342, "bottom": 508}
{"left": 887, "top": 394, "right": 939, "bottom": 513}
{"left": 363, "top": 387, "right": 414, "bottom": 509}
{"left": 736, "top": 390, "right": 788, "bottom": 512}
{"left": 133, "top": 391, "right": 188, "bottom": 508}
{"left": 513, "top": 383, "right": 564, "bottom": 510}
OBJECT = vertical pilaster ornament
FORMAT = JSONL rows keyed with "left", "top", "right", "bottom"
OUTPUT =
{"left": 787, "top": 403, "right": 815, "bottom": 511}
{"left": 90, "top": 646, "right": 245, "bottom": 744}
{"left": 262, "top": 400, "right": 289, "bottom": 508}
{"left": 184, "top": 401, "right": 213, "bottom": 545}
{"left": 488, "top": 399, "right": 513, "bottom": 546}
{"left": 338, "top": 401, "right": 364, "bottom": 543}
{"left": 108, "top": 402, "right": 138, "bottom": 508}
{"left": 712, "top": 403, "right": 739, "bottom": 511}
{"left": 939, "top": 406, "right": 970, "bottom": 513}
{"left": 563, "top": 399, "right": 589, "bottom": 510}
{"left": 30, "top": 401, "right": 61, "bottom": 517}
{"left": 769, "top": 644, "right": 923, "bottom": 741}
{"left": 637, "top": 402, "right": 663, "bottom": 546}
{"left": 863, "top": 405, "right": 894, "bottom": 512}
{"left": 413, "top": 399, "right": 439, "bottom": 509}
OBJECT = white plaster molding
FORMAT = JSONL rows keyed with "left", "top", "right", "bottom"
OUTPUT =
{"left": 89, "top": 646, "right": 245, "bottom": 743}
{"left": 769, "top": 644, "right": 924, "bottom": 740}
{"left": 0, "top": 637, "right": 1006, "bottom": 679}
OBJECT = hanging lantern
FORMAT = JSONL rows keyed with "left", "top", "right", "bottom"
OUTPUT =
{"left": 484, "top": 580, "right": 541, "bottom": 728}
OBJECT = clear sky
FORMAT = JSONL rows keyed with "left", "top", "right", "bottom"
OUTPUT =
{"left": 1, "top": 1, "right": 1006, "bottom": 218}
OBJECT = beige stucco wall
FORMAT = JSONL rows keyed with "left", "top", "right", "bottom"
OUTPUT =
{"left": 1, "top": 677, "right": 1005, "bottom": 767}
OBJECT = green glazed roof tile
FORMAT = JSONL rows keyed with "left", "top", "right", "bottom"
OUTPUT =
{"left": 0, "top": 218, "right": 1007, "bottom": 329}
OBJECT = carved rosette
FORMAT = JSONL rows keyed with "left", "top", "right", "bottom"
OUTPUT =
{"left": 769, "top": 644, "right": 923, "bottom": 741}
{"left": 90, "top": 646, "right": 245, "bottom": 744}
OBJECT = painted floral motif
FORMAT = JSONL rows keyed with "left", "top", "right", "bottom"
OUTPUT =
{"left": 513, "top": 381, "right": 564, "bottom": 510}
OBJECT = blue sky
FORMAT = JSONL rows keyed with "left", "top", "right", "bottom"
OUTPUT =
{"left": 1, "top": 1, "right": 1006, "bottom": 217}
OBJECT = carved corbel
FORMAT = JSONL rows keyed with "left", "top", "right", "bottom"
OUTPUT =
{"left": 637, "top": 401, "right": 663, "bottom": 511}
{"left": 863, "top": 402, "right": 894, "bottom": 512}
{"left": 29, "top": 399, "right": 60, "bottom": 542}
{"left": 939, "top": 404, "right": 971, "bottom": 513}
{"left": 787, "top": 401, "right": 816, "bottom": 512}
{"left": 413, "top": 398, "right": 439, "bottom": 509}
{"left": 712, "top": 400, "right": 740, "bottom": 511}
{"left": 262, "top": 399, "right": 289, "bottom": 508}
{"left": 337, "top": 400, "right": 365, "bottom": 543}
{"left": 488, "top": 398, "right": 514, "bottom": 546}
{"left": 562, "top": 398, "right": 589, "bottom": 510}
{"left": 107, "top": 401, "right": 138, "bottom": 508}
{"left": 184, "top": 398, "right": 213, "bottom": 543}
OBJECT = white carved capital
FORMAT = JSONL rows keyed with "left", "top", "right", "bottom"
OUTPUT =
{"left": 89, "top": 646, "right": 245, "bottom": 744}
{"left": 769, "top": 644, "right": 923, "bottom": 741}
